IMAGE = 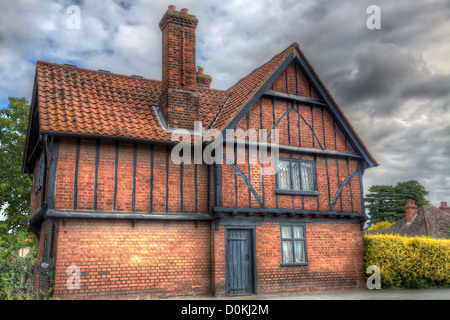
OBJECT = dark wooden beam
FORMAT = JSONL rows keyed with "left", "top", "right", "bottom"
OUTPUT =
{"left": 213, "top": 206, "right": 362, "bottom": 219}
{"left": 46, "top": 209, "right": 213, "bottom": 221}
{"left": 263, "top": 90, "right": 327, "bottom": 107}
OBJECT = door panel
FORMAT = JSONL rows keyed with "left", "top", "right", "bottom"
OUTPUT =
{"left": 226, "top": 229, "right": 254, "bottom": 295}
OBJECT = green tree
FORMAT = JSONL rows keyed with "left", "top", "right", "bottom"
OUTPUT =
{"left": 365, "top": 180, "right": 430, "bottom": 224}
{"left": 365, "top": 185, "right": 396, "bottom": 223}
{"left": 0, "top": 97, "right": 32, "bottom": 235}
{"left": 0, "top": 97, "right": 37, "bottom": 299}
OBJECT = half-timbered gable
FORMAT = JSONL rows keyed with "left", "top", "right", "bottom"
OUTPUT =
{"left": 213, "top": 43, "right": 375, "bottom": 224}
{"left": 23, "top": 6, "right": 377, "bottom": 299}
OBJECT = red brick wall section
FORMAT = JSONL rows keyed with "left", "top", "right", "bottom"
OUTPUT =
{"left": 255, "top": 222, "right": 365, "bottom": 295}
{"left": 211, "top": 222, "right": 365, "bottom": 297}
{"left": 55, "top": 138, "right": 77, "bottom": 210}
{"left": 54, "top": 219, "right": 211, "bottom": 299}
{"left": 54, "top": 139, "right": 210, "bottom": 214}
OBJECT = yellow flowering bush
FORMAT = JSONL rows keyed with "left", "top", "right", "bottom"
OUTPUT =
{"left": 364, "top": 234, "right": 450, "bottom": 288}
{"left": 368, "top": 221, "right": 394, "bottom": 230}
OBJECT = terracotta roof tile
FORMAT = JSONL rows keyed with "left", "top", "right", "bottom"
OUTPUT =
{"left": 210, "top": 43, "right": 296, "bottom": 131}
{"left": 33, "top": 42, "right": 376, "bottom": 166}
{"left": 35, "top": 61, "right": 227, "bottom": 142}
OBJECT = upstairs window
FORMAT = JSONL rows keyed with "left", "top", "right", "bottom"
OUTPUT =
{"left": 276, "top": 158, "right": 317, "bottom": 195}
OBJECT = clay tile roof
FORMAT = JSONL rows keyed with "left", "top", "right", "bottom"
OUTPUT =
{"left": 210, "top": 43, "right": 296, "bottom": 131}
{"left": 32, "top": 41, "right": 377, "bottom": 167}
{"left": 35, "top": 60, "right": 227, "bottom": 142}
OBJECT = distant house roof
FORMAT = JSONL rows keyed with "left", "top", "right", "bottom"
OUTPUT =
{"left": 366, "top": 206, "right": 450, "bottom": 239}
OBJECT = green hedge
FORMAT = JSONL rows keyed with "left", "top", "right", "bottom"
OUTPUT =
{"left": 364, "top": 234, "right": 450, "bottom": 288}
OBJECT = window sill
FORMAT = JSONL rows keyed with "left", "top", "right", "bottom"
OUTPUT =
{"left": 280, "top": 262, "right": 309, "bottom": 267}
{"left": 276, "top": 189, "right": 318, "bottom": 196}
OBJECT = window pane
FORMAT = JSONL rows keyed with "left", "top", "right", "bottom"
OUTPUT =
{"left": 282, "top": 241, "right": 294, "bottom": 264}
{"left": 293, "top": 226, "right": 304, "bottom": 239}
{"left": 278, "top": 160, "right": 291, "bottom": 190}
{"left": 301, "top": 162, "right": 314, "bottom": 191}
{"left": 292, "top": 162, "right": 301, "bottom": 191}
{"left": 281, "top": 226, "right": 292, "bottom": 239}
{"left": 294, "top": 241, "right": 305, "bottom": 263}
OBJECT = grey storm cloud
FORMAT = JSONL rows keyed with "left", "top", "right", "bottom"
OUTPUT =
{"left": 0, "top": 0, "right": 449, "bottom": 206}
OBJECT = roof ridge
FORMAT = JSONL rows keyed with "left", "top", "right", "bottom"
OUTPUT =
{"left": 421, "top": 206, "right": 432, "bottom": 237}
{"left": 227, "top": 42, "right": 297, "bottom": 91}
{"left": 37, "top": 60, "right": 162, "bottom": 83}
{"left": 197, "top": 87, "right": 230, "bottom": 94}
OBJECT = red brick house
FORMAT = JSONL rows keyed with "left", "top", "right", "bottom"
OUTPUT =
{"left": 23, "top": 6, "right": 378, "bottom": 299}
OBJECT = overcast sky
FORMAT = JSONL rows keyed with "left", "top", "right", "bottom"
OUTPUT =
{"left": 1, "top": 0, "right": 449, "bottom": 207}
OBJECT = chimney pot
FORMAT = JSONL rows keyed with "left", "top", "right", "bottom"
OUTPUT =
{"left": 168, "top": 5, "right": 176, "bottom": 10}
{"left": 181, "top": 8, "right": 189, "bottom": 14}
{"left": 439, "top": 201, "right": 450, "bottom": 213}
{"left": 405, "top": 199, "right": 418, "bottom": 223}
{"left": 159, "top": 6, "right": 199, "bottom": 130}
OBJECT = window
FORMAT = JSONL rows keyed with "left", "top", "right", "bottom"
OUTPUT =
{"left": 36, "top": 155, "right": 45, "bottom": 192}
{"left": 276, "top": 158, "right": 317, "bottom": 195}
{"left": 43, "top": 228, "right": 51, "bottom": 263}
{"left": 280, "top": 224, "right": 307, "bottom": 265}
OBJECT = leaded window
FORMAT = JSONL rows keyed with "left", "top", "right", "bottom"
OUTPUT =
{"left": 276, "top": 158, "right": 317, "bottom": 195}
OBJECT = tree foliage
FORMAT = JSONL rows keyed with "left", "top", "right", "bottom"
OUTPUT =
{"left": 0, "top": 97, "right": 32, "bottom": 235}
{"left": 365, "top": 180, "right": 430, "bottom": 224}
{"left": 0, "top": 97, "right": 38, "bottom": 299}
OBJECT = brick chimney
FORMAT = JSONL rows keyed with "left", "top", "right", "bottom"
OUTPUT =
{"left": 405, "top": 200, "right": 418, "bottom": 223}
{"left": 439, "top": 201, "right": 450, "bottom": 213}
{"left": 159, "top": 5, "right": 199, "bottom": 130}
{"left": 196, "top": 66, "right": 212, "bottom": 89}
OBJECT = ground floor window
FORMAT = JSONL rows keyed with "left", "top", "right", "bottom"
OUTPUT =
{"left": 280, "top": 224, "right": 308, "bottom": 266}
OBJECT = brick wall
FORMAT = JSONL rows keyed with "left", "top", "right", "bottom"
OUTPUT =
{"left": 53, "top": 219, "right": 211, "bottom": 299}
{"left": 256, "top": 222, "right": 365, "bottom": 295}
{"left": 211, "top": 221, "right": 365, "bottom": 297}
{"left": 54, "top": 138, "right": 210, "bottom": 214}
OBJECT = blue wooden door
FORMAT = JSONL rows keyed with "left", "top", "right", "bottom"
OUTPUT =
{"left": 226, "top": 229, "right": 254, "bottom": 295}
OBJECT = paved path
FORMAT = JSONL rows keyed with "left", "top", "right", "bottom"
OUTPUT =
{"left": 170, "top": 288, "right": 450, "bottom": 300}
{"left": 253, "top": 288, "right": 450, "bottom": 300}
